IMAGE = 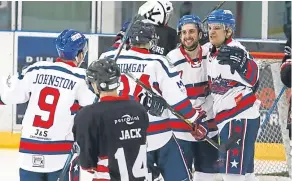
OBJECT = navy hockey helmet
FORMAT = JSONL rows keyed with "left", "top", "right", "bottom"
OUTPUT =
{"left": 128, "top": 20, "right": 158, "bottom": 46}
{"left": 86, "top": 58, "right": 121, "bottom": 92}
{"left": 177, "top": 14, "right": 203, "bottom": 35}
{"left": 56, "top": 29, "right": 88, "bottom": 61}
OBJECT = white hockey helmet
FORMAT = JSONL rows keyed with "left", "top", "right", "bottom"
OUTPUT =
{"left": 138, "top": 0, "right": 174, "bottom": 26}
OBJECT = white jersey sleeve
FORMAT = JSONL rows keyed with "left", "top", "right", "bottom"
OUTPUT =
{"left": 1, "top": 65, "right": 34, "bottom": 104}
{"left": 76, "top": 78, "right": 96, "bottom": 106}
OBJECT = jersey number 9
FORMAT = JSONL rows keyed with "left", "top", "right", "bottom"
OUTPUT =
{"left": 33, "top": 87, "right": 60, "bottom": 129}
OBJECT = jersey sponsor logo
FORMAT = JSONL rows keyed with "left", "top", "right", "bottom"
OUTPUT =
{"left": 114, "top": 114, "right": 139, "bottom": 125}
{"left": 117, "top": 63, "right": 147, "bottom": 73}
{"left": 119, "top": 128, "right": 142, "bottom": 140}
{"left": 32, "top": 155, "right": 45, "bottom": 168}
{"left": 176, "top": 80, "right": 187, "bottom": 93}
{"left": 33, "top": 73, "right": 77, "bottom": 90}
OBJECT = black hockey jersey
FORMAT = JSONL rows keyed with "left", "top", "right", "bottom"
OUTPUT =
{"left": 150, "top": 25, "right": 179, "bottom": 56}
{"left": 73, "top": 95, "right": 149, "bottom": 181}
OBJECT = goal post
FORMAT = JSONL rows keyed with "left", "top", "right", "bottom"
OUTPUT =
{"left": 250, "top": 51, "right": 291, "bottom": 179}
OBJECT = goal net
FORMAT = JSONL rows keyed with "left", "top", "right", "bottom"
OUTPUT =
{"left": 251, "top": 52, "right": 291, "bottom": 180}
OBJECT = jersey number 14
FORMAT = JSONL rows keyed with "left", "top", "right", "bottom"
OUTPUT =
{"left": 115, "top": 144, "right": 149, "bottom": 181}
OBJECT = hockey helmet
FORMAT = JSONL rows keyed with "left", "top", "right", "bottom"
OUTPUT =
{"left": 207, "top": 9, "right": 236, "bottom": 32}
{"left": 128, "top": 20, "right": 158, "bottom": 46}
{"left": 86, "top": 58, "right": 121, "bottom": 92}
{"left": 56, "top": 29, "right": 88, "bottom": 62}
{"left": 177, "top": 14, "right": 203, "bottom": 35}
{"left": 139, "top": 0, "right": 173, "bottom": 26}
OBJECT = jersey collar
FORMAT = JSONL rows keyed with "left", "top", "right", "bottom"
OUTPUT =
{"left": 179, "top": 45, "right": 203, "bottom": 65}
{"left": 56, "top": 58, "right": 77, "bottom": 67}
{"left": 130, "top": 47, "right": 150, "bottom": 54}
{"left": 100, "top": 95, "right": 130, "bottom": 102}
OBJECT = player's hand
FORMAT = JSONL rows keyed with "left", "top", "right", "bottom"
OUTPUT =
{"left": 217, "top": 45, "right": 249, "bottom": 75}
{"left": 191, "top": 120, "right": 209, "bottom": 141}
{"left": 138, "top": 92, "right": 167, "bottom": 117}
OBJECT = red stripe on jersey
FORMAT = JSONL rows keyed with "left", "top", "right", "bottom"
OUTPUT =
{"left": 170, "top": 121, "right": 192, "bottom": 131}
{"left": 183, "top": 108, "right": 196, "bottom": 119}
{"left": 19, "top": 140, "right": 73, "bottom": 153}
{"left": 99, "top": 156, "right": 109, "bottom": 160}
{"left": 147, "top": 121, "right": 169, "bottom": 133}
{"left": 113, "top": 43, "right": 119, "bottom": 48}
{"left": 215, "top": 94, "right": 256, "bottom": 123}
{"left": 174, "top": 100, "right": 190, "bottom": 111}
{"left": 96, "top": 165, "right": 109, "bottom": 173}
{"left": 186, "top": 86, "right": 206, "bottom": 98}
{"left": 244, "top": 60, "right": 258, "bottom": 86}
{"left": 70, "top": 103, "right": 81, "bottom": 112}
{"left": 245, "top": 62, "right": 252, "bottom": 80}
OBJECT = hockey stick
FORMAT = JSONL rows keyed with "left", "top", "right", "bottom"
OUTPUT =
{"left": 260, "top": 86, "right": 287, "bottom": 131}
{"left": 125, "top": 71, "right": 237, "bottom": 153}
{"left": 57, "top": 142, "right": 79, "bottom": 181}
{"left": 113, "top": 1, "right": 158, "bottom": 62}
{"left": 201, "top": 1, "right": 226, "bottom": 23}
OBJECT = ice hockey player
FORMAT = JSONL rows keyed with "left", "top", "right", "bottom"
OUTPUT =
{"left": 106, "top": 19, "right": 131, "bottom": 52}
{"left": 73, "top": 58, "right": 150, "bottom": 181}
{"left": 138, "top": 0, "right": 178, "bottom": 56}
{"left": 0, "top": 29, "right": 96, "bottom": 181}
{"left": 99, "top": 20, "right": 208, "bottom": 181}
{"left": 280, "top": 44, "right": 291, "bottom": 139}
{"left": 206, "top": 9, "right": 260, "bottom": 181}
{"left": 167, "top": 14, "right": 219, "bottom": 180}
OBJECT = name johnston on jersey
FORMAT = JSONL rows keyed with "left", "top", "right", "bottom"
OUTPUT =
{"left": 32, "top": 73, "right": 77, "bottom": 90}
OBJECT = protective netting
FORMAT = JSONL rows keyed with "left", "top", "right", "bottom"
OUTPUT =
{"left": 253, "top": 58, "right": 291, "bottom": 178}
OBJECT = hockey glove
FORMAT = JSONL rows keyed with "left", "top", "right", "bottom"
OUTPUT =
{"left": 191, "top": 120, "right": 209, "bottom": 141}
{"left": 138, "top": 92, "right": 167, "bottom": 117}
{"left": 217, "top": 45, "right": 249, "bottom": 75}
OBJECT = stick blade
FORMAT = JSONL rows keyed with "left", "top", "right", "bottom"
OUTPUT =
{"left": 218, "top": 132, "right": 241, "bottom": 152}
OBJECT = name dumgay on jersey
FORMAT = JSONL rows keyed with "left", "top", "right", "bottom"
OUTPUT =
{"left": 117, "top": 63, "right": 147, "bottom": 73}
{"left": 115, "top": 114, "right": 142, "bottom": 140}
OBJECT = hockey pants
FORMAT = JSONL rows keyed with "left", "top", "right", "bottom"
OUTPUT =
{"left": 218, "top": 117, "right": 260, "bottom": 175}
{"left": 177, "top": 135, "right": 219, "bottom": 173}
{"left": 147, "top": 134, "right": 192, "bottom": 181}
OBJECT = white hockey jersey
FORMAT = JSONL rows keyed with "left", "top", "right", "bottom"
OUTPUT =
{"left": 100, "top": 47, "right": 199, "bottom": 151}
{"left": 167, "top": 44, "right": 216, "bottom": 141}
{"left": 0, "top": 59, "right": 96, "bottom": 172}
{"left": 207, "top": 39, "right": 261, "bottom": 131}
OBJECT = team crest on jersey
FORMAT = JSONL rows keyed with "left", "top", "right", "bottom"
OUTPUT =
{"left": 209, "top": 75, "right": 236, "bottom": 95}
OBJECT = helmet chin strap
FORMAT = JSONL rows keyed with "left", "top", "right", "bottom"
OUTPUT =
{"left": 75, "top": 56, "right": 84, "bottom": 67}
